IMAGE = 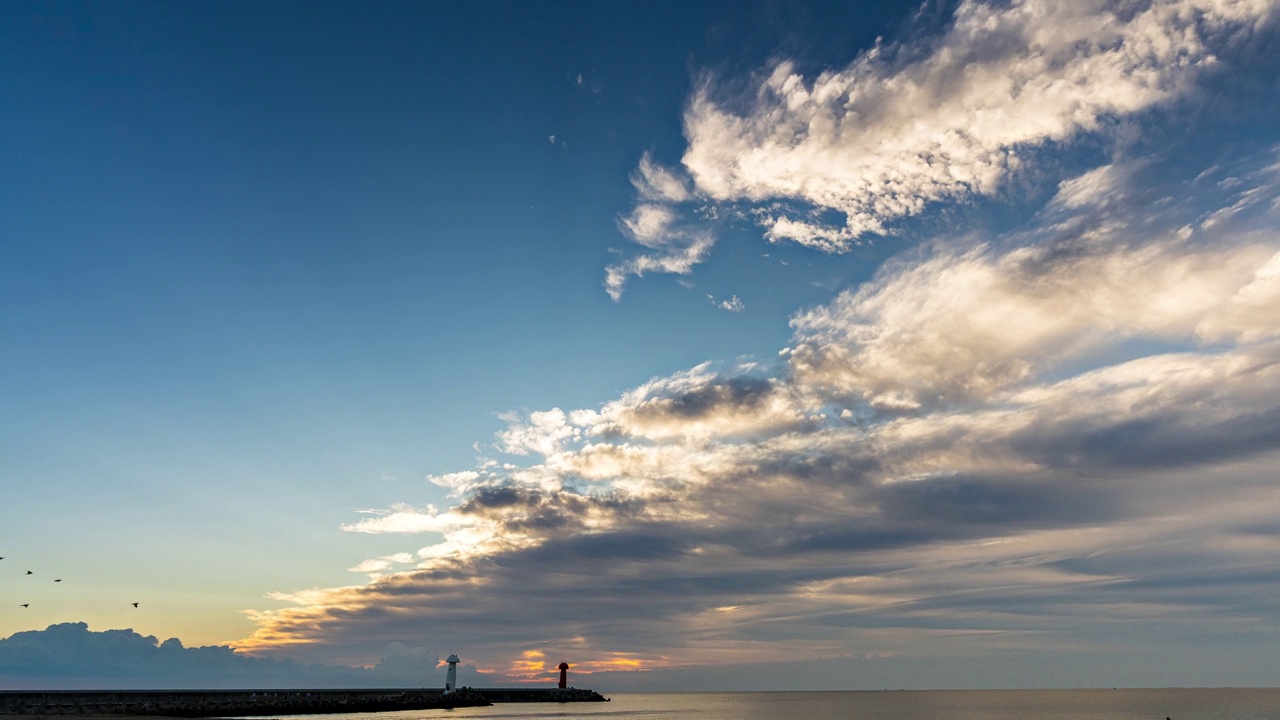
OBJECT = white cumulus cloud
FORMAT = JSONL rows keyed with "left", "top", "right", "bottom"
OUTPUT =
{"left": 606, "top": 0, "right": 1277, "bottom": 296}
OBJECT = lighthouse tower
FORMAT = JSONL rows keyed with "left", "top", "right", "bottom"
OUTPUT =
{"left": 557, "top": 662, "right": 569, "bottom": 689}
{"left": 444, "top": 655, "right": 460, "bottom": 694}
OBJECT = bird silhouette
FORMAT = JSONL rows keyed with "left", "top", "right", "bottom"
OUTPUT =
{"left": 54, "top": 579, "right": 62, "bottom": 583}
{"left": 26, "top": 570, "right": 32, "bottom": 575}
{"left": 131, "top": 602, "right": 139, "bottom": 608}
{"left": 20, "top": 604, "right": 29, "bottom": 608}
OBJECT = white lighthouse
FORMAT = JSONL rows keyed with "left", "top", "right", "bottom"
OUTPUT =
{"left": 444, "top": 654, "right": 460, "bottom": 693}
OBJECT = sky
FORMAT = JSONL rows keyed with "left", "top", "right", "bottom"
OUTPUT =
{"left": 2, "top": 0, "right": 1280, "bottom": 692}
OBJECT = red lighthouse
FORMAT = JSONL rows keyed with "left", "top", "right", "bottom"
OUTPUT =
{"left": 557, "top": 662, "right": 569, "bottom": 689}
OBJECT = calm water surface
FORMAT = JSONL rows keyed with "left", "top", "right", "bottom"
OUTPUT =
{"left": 294, "top": 689, "right": 1280, "bottom": 720}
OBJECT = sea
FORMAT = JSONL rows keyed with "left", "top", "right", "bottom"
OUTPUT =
{"left": 277, "top": 688, "right": 1280, "bottom": 720}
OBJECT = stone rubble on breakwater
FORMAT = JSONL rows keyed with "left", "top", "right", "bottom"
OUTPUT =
{"left": 0, "top": 689, "right": 491, "bottom": 716}
{"left": 0, "top": 687, "right": 609, "bottom": 716}
{"left": 478, "top": 687, "right": 609, "bottom": 703}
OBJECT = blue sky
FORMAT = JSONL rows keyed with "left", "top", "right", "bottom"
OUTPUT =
{"left": 3, "top": 0, "right": 1280, "bottom": 691}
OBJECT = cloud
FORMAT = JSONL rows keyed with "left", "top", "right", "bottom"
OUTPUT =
{"left": 685, "top": 0, "right": 1274, "bottom": 247}
{"left": 349, "top": 552, "right": 417, "bottom": 577}
{"left": 632, "top": 152, "right": 692, "bottom": 204}
{"left": 213, "top": 1, "right": 1280, "bottom": 690}
{"left": 710, "top": 294, "right": 745, "bottom": 312}
{"left": 343, "top": 504, "right": 456, "bottom": 534}
{"left": 788, "top": 222, "right": 1280, "bottom": 411}
{"left": 566, "top": 362, "right": 814, "bottom": 442}
{"left": 234, "top": 141, "right": 1280, "bottom": 684}
{"left": 605, "top": 0, "right": 1277, "bottom": 296}
{"left": 605, "top": 196, "right": 715, "bottom": 300}
{"left": 0, "top": 623, "right": 471, "bottom": 690}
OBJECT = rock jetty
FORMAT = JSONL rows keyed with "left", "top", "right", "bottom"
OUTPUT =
{"left": 0, "top": 689, "right": 490, "bottom": 716}
{"left": 0, "top": 687, "right": 609, "bottom": 716}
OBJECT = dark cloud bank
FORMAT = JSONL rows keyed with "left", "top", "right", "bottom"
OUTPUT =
{"left": 0, "top": 623, "right": 477, "bottom": 690}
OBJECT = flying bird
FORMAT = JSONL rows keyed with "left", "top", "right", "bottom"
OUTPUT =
{"left": 26, "top": 570, "right": 32, "bottom": 575}
{"left": 54, "top": 579, "right": 62, "bottom": 582}
{"left": 131, "top": 602, "right": 139, "bottom": 608}
{"left": 20, "top": 604, "right": 29, "bottom": 608}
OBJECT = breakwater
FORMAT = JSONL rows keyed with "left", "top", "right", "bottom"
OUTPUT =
{"left": 0, "top": 687, "right": 608, "bottom": 716}
{"left": 477, "top": 687, "right": 608, "bottom": 703}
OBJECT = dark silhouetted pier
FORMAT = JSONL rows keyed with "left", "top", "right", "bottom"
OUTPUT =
{"left": 0, "top": 687, "right": 607, "bottom": 716}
